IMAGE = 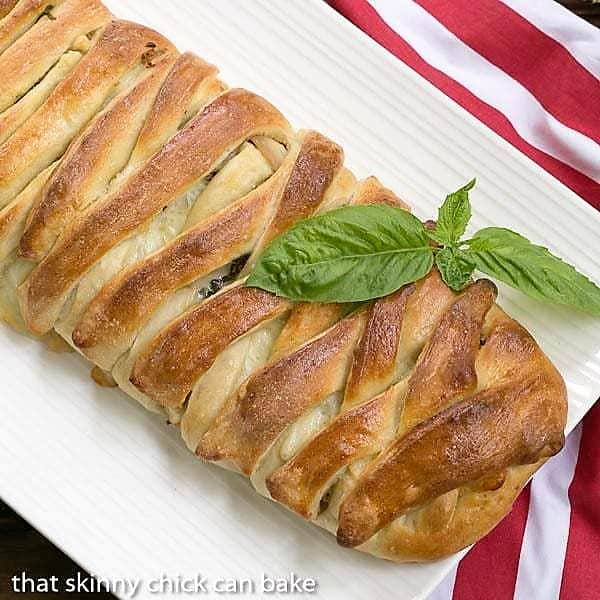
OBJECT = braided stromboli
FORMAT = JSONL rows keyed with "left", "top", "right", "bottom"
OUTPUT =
{"left": 0, "top": 0, "right": 567, "bottom": 563}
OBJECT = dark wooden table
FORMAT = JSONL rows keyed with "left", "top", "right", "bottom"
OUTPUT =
{"left": 0, "top": 503, "right": 112, "bottom": 599}
{"left": 560, "top": 0, "right": 600, "bottom": 26}
{"left": 1, "top": 1, "right": 598, "bottom": 598}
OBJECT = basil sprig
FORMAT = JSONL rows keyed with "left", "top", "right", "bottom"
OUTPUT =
{"left": 247, "top": 205, "right": 433, "bottom": 302}
{"left": 427, "top": 178, "right": 475, "bottom": 246}
{"left": 247, "top": 180, "right": 600, "bottom": 314}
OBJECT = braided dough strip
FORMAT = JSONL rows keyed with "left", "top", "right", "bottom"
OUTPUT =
{"left": 0, "top": 18, "right": 175, "bottom": 209}
{"left": 0, "top": 0, "right": 19, "bottom": 20}
{"left": 18, "top": 88, "right": 292, "bottom": 334}
{"left": 0, "top": 0, "right": 110, "bottom": 112}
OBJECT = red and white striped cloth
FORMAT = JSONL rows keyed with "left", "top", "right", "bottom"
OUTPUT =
{"left": 327, "top": 1, "right": 600, "bottom": 599}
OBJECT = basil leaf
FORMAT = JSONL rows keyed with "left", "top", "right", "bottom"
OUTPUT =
{"left": 247, "top": 205, "right": 434, "bottom": 302}
{"left": 467, "top": 227, "right": 600, "bottom": 315}
{"left": 428, "top": 178, "right": 475, "bottom": 245}
{"left": 435, "top": 246, "right": 475, "bottom": 291}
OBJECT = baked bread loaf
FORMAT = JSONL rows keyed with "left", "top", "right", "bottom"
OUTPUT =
{"left": 0, "top": 0, "right": 567, "bottom": 562}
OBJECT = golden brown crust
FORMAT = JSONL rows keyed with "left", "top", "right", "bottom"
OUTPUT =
{"left": 127, "top": 52, "right": 223, "bottom": 173}
{"left": 399, "top": 279, "right": 497, "bottom": 431}
{"left": 130, "top": 285, "right": 291, "bottom": 408}
{"left": 267, "top": 384, "right": 400, "bottom": 519}
{"left": 80, "top": 130, "right": 342, "bottom": 373}
{"left": 0, "top": 50, "right": 83, "bottom": 146}
{"left": 0, "top": 163, "right": 56, "bottom": 262}
{"left": 18, "top": 88, "right": 292, "bottom": 335}
{"left": 344, "top": 285, "right": 415, "bottom": 409}
{"left": 361, "top": 314, "right": 563, "bottom": 562}
{"left": 251, "top": 272, "right": 566, "bottom": 559}
{"left": 269, "top": 302, "right": 345, "bottom": 361}
{"left": 73, "top": 132, "right": 342, "bottom": 366}
{"left": 352, "top": 176, "right": 410, "bottom": 210}
{"left": 0, "top": 0, "right": 110, "bottom": 112}
{"left": 0, "top": 19, "right": 174, "bottom": 211}
{"left": 332, "top": 307, "right": 567, "bottom": 554}
{"left": 250, "top": 130, "right": 344, "bottom": 255}
{"left": 0, "top": 0, "right": 62, "bottom": 53}
{"left": 264, "top": 280, "right": 494, "bottom": 532}
{"left": 399, "top": 269, "right": 457, "bottom": 356}
{"left": 20, "top": 54, "right": 178, "bottom": 261}
{"left": 72, "top": 189, "right": 274, "bottom": 366}
{"left": 337, "top": 372, "right": 564, "bottom": 547}
{"left": 0, "top": 0, "right": 19, "bottom": 19}
{"left": 366, "top": 462, "right": 538, "bottom": 561}
{"left": 198, "top": 312, "right": 366, "bottom": 474}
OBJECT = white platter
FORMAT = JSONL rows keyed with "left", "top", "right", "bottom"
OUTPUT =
{"left": 1, "top": 1, "right": 599, "bottom": 599}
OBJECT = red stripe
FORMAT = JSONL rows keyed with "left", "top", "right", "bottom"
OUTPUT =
{"left": 560, "top": 402, "right": 600, "bottom": 600}
{"left": 452, "top": 486, "right": 530, "bottom": 600}
{"left": 327, "top": 0, "right": 600, "bottom": 210}
{"left": 415, "top": 0, "right": 600, "bottom": 145}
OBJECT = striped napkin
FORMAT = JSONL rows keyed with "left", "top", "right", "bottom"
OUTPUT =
{"left": 327, "top": 2, "right": 600, "bottom": 599}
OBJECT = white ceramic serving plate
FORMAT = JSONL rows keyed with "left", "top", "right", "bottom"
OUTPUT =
{"left": 1, "top": 1, "right": 599, "bottom": 599}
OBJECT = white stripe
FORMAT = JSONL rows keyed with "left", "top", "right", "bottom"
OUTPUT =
{"left": 428, "top": 564, "right": 458, "bottom": 600}
{"left": 502, "top": 0, "right": 600, "bottom": 80}
{"left": 513, "top": 425, "right": 582, "bottom": 600}
{"left": 368, "top": 0, "right": 600, "bottom": 183}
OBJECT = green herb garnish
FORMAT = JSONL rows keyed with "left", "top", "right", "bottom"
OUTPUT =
{"left": 247, "top": 180, "right": 600, "bottom": 314}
